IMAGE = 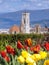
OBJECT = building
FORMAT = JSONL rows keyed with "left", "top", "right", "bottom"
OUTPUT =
{"left": 9, "top": 25, "right": 20, "bottom": 34}
{"left": 30, "top": 24, "right": 48, "bottom": 34}
{"left": 20, "top": 12, "right": 30, "bottom": 33}
{"left": 0, "top": 12, "right": 48, "bottom": 34}
{"left": 0, "top": 29, "right": 9, "bottom": 34}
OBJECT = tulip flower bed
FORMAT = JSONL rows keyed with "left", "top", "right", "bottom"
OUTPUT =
{"left": 0, "top": 38, "right": 49, "bottom": 65}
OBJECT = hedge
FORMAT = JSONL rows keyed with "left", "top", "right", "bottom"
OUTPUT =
{"left": 0, "top": 33, "right": 46, "bottom": 50}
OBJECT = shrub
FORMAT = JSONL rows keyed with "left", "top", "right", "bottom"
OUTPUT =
{"left": 0, "top": 33, "right": 44, "bottom": 50}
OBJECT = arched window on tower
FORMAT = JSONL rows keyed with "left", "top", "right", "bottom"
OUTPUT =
{"left": 24, "top": 18, "right": 25, "bottom": 24}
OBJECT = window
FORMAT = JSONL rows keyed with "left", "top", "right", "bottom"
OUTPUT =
{"left": 24, "top": 18, "right": 25, "bottom": 24}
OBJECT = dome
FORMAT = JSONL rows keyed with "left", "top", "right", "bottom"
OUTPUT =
{"left": 9, "top": 25, "right": 20, "bottom": 34}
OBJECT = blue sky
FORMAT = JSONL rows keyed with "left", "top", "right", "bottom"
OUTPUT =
{"left": 0, "top": 0, "right": 49, "bottom": 13}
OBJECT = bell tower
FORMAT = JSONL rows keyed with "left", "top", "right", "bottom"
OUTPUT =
{"left": 20, "top": 12, "right": 30, "bottom": 33}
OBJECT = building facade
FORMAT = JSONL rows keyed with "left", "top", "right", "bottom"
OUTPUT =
{"left": 30, "top": 24, "right": 48, "bottom": 34}
{"left": 20, "top": 12, "right": 30, "bottom": 33}
{"left": 0, "top": 29, "right": 9, "bottom": 34}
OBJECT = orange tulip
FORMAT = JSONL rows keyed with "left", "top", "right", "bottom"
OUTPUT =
{"left": 25, "top": 38, "right": 32, "bottom": 47}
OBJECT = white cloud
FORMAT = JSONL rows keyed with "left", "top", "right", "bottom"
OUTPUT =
{"left": 0, "top": 0, "right": 49, "bottom": 12}
{"left": 10, "top": 0, "right": 22, "bottom": 2}
{"left": 0, "top": 0, "right": 3, "bottom": 3}
{"left": 23, "top": 3, "right": 30, "bottom": 7}
{"left": 5, "top": 5, "right": 9, "bottom": 8}
{"left": 4, "top": 4, "right": 16, "bottom": 11}
{"left": 10, "top": 0, "right": 17, "bottom": 1}
{"left": 43, "top": 0, "right": 49, "bottom": 3}
{"left": 9, "top": 8, "right": 16, "bottom": 11}
{"left": 26, "top": 0, "right": 37, "bottom": 2}
{"left": 37, "top": 3, "right": 42, "bottom": 6}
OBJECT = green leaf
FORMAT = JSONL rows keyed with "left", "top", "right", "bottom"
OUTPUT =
{"left": 37, "top": 60, "right": 44, "bottom": 65}
{"left": 0, "top": 55, "right": 8, "bottom": 65}
{"left": 15, "top": 61, "right": 20, "bottom": 65}
{"left": 11, "top": 55, "right": 15, "bottom": 65}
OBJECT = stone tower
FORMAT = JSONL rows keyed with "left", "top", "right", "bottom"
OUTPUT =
{"left": 35, "top": 24, "right": 41, "bottom": 34}
{"left": 20, "top": 12, "right": 30, "bottom": 33}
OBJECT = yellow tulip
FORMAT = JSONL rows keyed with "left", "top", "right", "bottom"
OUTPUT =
{"left": 31, "top": 54, "right": 41, "bottom": 62}
{"left": 17, "top": 55, "right": 25, "bottom": 63}
{"left": 47, "top": 53, "right": 49, "bottom": 58}
{"left": 26, "top": 56, "right": 34, "bottom": 63}
{"left": 44, "top": 60, "right": 49, "bottom": 65}
{"left": 21, "top": 50, "right": 31, "bottom": 58}
{"left": 39, "top": 51, "right": 47, "bottom": 59}
{"left": 25, "top": 56, "right": 36, "bottom": 65}
{"left": 27, "top": 63, "right": 33, "bottom": 65}
{"left": 27, "top": 63, "right": 36, "bottom": 65}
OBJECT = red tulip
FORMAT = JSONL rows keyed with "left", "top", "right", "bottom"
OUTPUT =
{"left": 17, "top": 40, "right": 24, "bottom": 49}
{"left": 6, "top": 45, "right": 15, "bottom": 55}
{"left": 33, "top": 44, "right": 40, "bottom": 53}
{"left": 44, "top": 42, "right": 49, "bottom": 51}
{"left": 24, "top": 45, "right": 29, "bottom": 51}
{"left": 1, "top": 51, "right": 7, "bottom": 58}
{"left": 6, "top": 45, "right": 12, "bottom": 53}
{"left": 4, "top": 56, "right": 10, "bottom": 62}
{"left": 30, "top": 44, "right": 40, "bottom": 53}
{"left": 10, "top": 48, "right": 15, "bottom": 55}
{"left": 30, "top": 46, "right": 33, "bottom": 51}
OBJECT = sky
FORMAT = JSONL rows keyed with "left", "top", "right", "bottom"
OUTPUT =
{"left": 0, "top": 0, "right": 49, "bottom": 13}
